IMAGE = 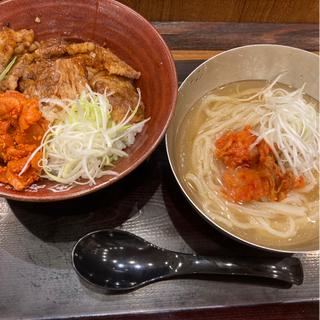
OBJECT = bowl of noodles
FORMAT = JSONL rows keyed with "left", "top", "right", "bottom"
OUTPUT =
{"left": 0, "top": 0, "right": 177, "bottom": 201}
{"left": 166, "top": 45, "right": 319, "bottom": 253}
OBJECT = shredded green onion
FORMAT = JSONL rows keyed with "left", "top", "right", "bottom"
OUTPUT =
{"left": 250, "top": 75, "right": 319, "bottom": 185}
{"left": 19, "top": 86, "right": 149, "bottom": 185}
{"left": 204, "top": 73, "right": 319, "bottom": 186}
{"left": 0, "top": 56, "right": 17, "bottom": 81}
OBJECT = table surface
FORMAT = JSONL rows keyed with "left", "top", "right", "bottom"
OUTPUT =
{"left": 0, "top": 21, "right": 319, "bottom": 320}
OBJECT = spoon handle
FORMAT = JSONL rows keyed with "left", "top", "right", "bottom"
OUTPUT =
{"left": 177, "top": 254, "right": 303, "bottom": 285}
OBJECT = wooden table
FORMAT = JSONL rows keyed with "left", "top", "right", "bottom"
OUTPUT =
{"left": 0, "top": 22, "right": 319, "bottom": 320}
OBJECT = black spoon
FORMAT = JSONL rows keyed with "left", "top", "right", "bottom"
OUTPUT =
{"left": 72, "top": 229, "right": 303, "bottom": 291}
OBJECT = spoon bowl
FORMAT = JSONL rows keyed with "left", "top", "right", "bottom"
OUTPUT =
{"left": 72, "top": 229, "right": 303, "bottom": 291}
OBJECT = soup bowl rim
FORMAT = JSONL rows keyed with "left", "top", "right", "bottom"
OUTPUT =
{"left": 166, "top": 44, "right": 319, "bottom": 253}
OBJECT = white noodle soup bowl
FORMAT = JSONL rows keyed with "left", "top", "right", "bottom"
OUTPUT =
{"left": 166, "top": 44, "right": 319, "bottom": 253}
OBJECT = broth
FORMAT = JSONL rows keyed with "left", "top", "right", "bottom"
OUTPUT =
{"left": 176, "top": 80, "right": 319, "bottom": 250}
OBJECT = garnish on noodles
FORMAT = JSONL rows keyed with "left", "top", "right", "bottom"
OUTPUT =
{"left": 178, "top": 74, "right": 319, "bottom": 242}
{"left": 215, "top": 125, "right": 305, "bottom": 203}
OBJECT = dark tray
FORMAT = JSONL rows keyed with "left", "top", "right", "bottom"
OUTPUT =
{"left": 0, "top": 22, "right": 319, "bottom": 319}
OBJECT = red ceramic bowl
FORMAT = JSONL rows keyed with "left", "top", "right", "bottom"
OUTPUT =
{"left": 0, "top": 0, "right": 177, "bottom": 201}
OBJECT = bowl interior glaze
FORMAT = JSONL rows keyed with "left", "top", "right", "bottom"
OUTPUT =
{"left": 0, "top": 0, "right": 177, "bottom": 201}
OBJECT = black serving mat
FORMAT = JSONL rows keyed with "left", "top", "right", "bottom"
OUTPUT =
{"left": 0, "top": 61, "right": 319, "bottom": 320}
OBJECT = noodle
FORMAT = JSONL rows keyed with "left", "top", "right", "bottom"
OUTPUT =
{"left": 177, "top": 79, "right": 319, "bottom": 246}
